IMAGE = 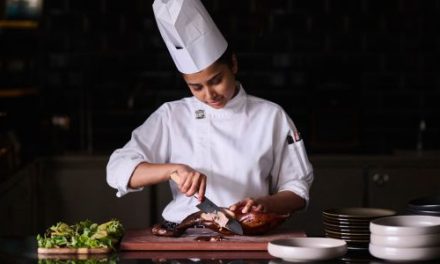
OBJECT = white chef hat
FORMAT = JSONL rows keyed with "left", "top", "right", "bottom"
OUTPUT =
{"left": 152, "top": 0, "right": 228, "bottom": 74}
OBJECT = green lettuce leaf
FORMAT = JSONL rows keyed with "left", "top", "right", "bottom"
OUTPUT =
{"left": 37, "top": 219, "right": 124, "bottom": 250}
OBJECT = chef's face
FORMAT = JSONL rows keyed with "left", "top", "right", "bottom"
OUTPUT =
{"left": 183, "top": 55, "right": 238, "bottom": 109}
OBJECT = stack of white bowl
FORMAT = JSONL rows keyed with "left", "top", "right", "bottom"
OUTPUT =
{"left": 369, "top": 215, "right": 440, "bottom": 261}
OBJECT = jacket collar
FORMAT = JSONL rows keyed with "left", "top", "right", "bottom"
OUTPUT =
{"left": 193, "top": 82, "right": 246, "bottom": 119}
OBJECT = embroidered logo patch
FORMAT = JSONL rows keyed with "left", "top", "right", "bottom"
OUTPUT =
{"left": 195, "top": 109, "right": 205, "bottom": 119}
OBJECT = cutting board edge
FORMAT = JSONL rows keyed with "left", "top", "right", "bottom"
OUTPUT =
{"left": 37, "top": 247, "right": 112, "bottom": 254}
{"left": 119, "top": 228, "right": 306, "bottom": 251}
{"left": 120, "top": 242, "right": 268, "bottom": 251}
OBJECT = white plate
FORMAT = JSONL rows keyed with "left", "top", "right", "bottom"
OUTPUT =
{"left": 407, "top": 208, "right": 440, "bottom": 216}
{"left": 371, "top": 233, "right": 440, "bottom": 248}
{"left": 369, "top": 243, "right": 440, "bottom": 261}
{"left": 370, "top": 215, "right": 440, "bottom": 236}
{"left": 408, "top": 195, "right": 440, "bottom": 211}
{"left": 267, "top": 237, "right": 347, "bottom": 262}
{"left": 323, "top": 207, "right": 396, "bottom": 219}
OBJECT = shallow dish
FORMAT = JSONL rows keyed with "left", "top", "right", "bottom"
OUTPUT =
{"left": 267, "top": 237, "right": 347, "bottom": 262}
{"left": 322, "top": 214, "right": 372, "bottom": 224}
{"left": 370, "top": 233, "right": 440, "bottom": 248}
{"left": 323, "top": 221, "right": 370, "bottom": 231}
{"left": 344, "top": 242, "right": 369, "bottom": 250}
{"left": 370, "top": 215, "right": 440, "bottom": 236}
{"left": 323, "top": 208, "right": 396, "bottom": 219}
{"left": 408, "top": 195, "right": 440, "bottom": 211}
{"left": 407, "top": 208, "right": 440, "bottom": 216}
{"left": 369, "top": 243, "right": 440, "bottom": 261}
{"left": 325, "top": 237, "right": 369, "bottom": 244}
{"left": 323, "top": 225, "right": 370, "bottom": 235}
{"left": 325, "top": 233, "right": 370, "bottom": 243}
{"left": 324, "top": 229, "right": 370, "bottom": 238}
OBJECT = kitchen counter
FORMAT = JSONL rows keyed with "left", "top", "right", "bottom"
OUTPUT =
{"left": 3, "top": 155, "right": 440, "bottom": 238}
{"left": 1, "top": 236, "right": 440, "bottom": 263}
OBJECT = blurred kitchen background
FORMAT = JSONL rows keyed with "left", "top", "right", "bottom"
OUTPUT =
{"left": 1, "top": 0, "right": 439, "bottom": 237}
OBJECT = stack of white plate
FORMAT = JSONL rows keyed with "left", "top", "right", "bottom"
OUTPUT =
{"left": 322, "top": 207, "right": 396, "bottom": 249}
{"left": 407, "top": 195, "right": 440, "bottom": 216}
{"left": 369, "top": 215, "right": 440, "bottom": 261}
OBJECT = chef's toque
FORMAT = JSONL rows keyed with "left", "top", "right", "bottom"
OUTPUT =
{"left": 152, "top": 0, "right": 228, "bottom": 74}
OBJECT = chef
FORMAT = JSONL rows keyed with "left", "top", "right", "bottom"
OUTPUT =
{"left": 106, "top": 0, "right": 314, "bottom": 224}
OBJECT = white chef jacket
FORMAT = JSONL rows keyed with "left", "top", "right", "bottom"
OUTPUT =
{"left": 106, "top": 83, "right": 313, "bottom": 223}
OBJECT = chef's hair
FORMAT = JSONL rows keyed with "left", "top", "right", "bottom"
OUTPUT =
{"left": 215, "top": 45, "right": 235, "bottom": 69}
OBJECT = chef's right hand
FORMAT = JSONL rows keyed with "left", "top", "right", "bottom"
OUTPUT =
{"left": 170, "top": 165, "right": 207, "bottom": 201}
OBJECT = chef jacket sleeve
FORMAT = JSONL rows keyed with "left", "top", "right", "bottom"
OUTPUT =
{"left": 270, "top": 111, "right": 314, "bottom": 207}
{"left": 106, "top": 104, "right": 171, "bottom": 197}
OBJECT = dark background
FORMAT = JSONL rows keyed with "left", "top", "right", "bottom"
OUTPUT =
{"left": 1, "top": 0, "right": 440, "bottom": 172}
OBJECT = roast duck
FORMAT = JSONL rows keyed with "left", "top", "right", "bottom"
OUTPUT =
{"left": 152, "top": 203, "right": 289, "bottom": 237}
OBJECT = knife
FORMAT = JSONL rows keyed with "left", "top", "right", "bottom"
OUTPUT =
{"left": 170, "top": 171, "right": 244, "bottom": 235}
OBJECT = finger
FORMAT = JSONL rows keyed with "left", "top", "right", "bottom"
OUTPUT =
{"left": 180, "top": 173, "right": 193, "bottom": 194}
{"left": 197, "top": 174, "right": 206, "bottom": 201}
{"left": 229, "top": 200, "right": 244, "bottom": 211}
{"left": 233, "top": 199, "right": 250, "bottom": 210}
{"left": 242, "top": 200, "right": 254, "bottom": 213}
{"left": 254, "top": 204, "right": 264, "bottom": 212}
{"left": 185, "top": 172, "right": 199, "bottom": 196}
{"left": 189, "top": 172, "right": 204, "bottom": 197}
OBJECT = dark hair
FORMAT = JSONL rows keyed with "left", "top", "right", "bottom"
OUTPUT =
{"left": 180, "top": 45, "right": 235, "bottom": 75}
{"left": 215, "top": 45, "right": 235, "bottom": 69}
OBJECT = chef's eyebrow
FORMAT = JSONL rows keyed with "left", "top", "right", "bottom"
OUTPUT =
{"left": 187, "top": 72, "right": 222, "bottom": 86}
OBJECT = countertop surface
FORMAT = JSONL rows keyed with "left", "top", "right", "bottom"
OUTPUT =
{"left": 2, "top": 236, "right": 440, "bottom": 264}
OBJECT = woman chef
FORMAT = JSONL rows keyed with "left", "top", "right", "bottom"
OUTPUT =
{"left": 106, "top": 0, "right": 314, "bottom": 225}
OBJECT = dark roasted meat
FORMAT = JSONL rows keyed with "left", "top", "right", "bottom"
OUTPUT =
{"left": 152, "top": 204, "right": 289, "bottom": 237}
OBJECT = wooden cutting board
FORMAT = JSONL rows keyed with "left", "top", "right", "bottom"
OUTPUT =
{"left": 120, "top": 228, "right": 306, "bottom": 251}
{"left": 37, "top": 248, "right": 112, "bottom": 254}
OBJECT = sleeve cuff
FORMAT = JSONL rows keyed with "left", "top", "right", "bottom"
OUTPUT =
{"left": 114, "top": 158, "right": 144, "bottom": 197}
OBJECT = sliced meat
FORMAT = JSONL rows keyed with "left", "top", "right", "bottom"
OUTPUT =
{"left": 152, "top": 204, "right": 289, "bottom": 237}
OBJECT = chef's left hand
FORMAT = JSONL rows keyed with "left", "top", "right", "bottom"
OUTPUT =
{"left": 229, "top": 197, "right": 266, "bottom": 214}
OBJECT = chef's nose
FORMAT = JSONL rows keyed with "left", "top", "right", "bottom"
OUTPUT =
{"left": 205, "top": 87, "right": 217, "bottom": 100}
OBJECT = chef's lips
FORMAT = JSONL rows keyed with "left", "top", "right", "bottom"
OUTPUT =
{"left": 170, "top": 171, "right": 244, "bottom": 235}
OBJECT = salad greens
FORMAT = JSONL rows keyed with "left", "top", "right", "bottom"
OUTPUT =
{"left": 37, "top": 219, "right": 124, "bottom": 250}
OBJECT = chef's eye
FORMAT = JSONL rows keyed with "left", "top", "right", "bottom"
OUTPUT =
{"left": 190, "top": 86, "right": 204, "bottom": 92}
{"left": 210, "top": 76, "right": 222, "bottom": 85}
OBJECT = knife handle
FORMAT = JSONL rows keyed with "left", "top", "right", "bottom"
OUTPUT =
{"left": 169, "top": 170, "right": 200, "bottom": 200}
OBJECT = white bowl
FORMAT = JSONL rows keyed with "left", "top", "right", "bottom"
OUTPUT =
{"left": 371, "top": 233, "right": 440, "bottom": 248}
{"left": 370, "top": 215, "right": 440, "bottom": 236}
{"left": 369, "top": 243, "right": 440, "bottom": 261}
{"left": 267, "top": 237, "right": 347, "bottom": 262}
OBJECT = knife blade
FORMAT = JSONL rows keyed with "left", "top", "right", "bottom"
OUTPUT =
{"left": 195, "top": 196, "right": 244, "bottom": 235}
{"left": 170, "top": 171, "right": 244, "bottom": 235}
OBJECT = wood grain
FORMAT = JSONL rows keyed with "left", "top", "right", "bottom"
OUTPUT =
{"left": 37, "top": 247, "right": 112, "bottom": 254}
